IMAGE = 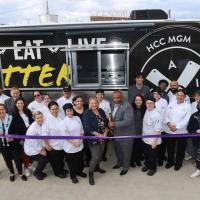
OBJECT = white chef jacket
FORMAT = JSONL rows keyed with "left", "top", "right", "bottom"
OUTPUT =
{"left": 155, "top": 98, "right": 168, "bottom": 131}
{"left": 191, "top": 101, "right": 198, "bottom": 114}
{"left": 168, "top": 91, "right": 190, "bottom": 104}
{"left": 61, "top": 116, "right": 84, "bottom": 153}
{"left": 0, "top": 94, "right": 9, "bottom": 104}
{"left": 42, "top": 114, "right": 64, "bottom": 150}
{"left": 28, "top": 100, "right": 45, "bottom": 114}
{"left": 142, "top": 109, "right": 162, "bottom": 145}
{"left": 99, "top": 99, "right": 111, "bottom": 118}
{"left": 24, "top": 121, "right": 43, "bottom": 156}
{"left": 57, "top": 96, "right": 73, "bottom": 119}
{"left": 164, "top": 101, "right": 191, "bottom": 134}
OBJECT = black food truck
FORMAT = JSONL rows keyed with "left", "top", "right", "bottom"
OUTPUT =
{"left": 0, "top": 12, "right": 200, "bottom": 100}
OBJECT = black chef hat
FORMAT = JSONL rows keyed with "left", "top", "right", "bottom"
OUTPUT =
{"left": 63, "top": 103, "right": 73, "bottom": 111}
{"left": 96, "top": 89, "right": 104, "bottom": 94}
{"left": 146, "top": 97, "right": 156, "bottom": 103}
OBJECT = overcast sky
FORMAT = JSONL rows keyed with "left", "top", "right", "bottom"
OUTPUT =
{"left": 0, "top": 0, "right": 200, "bottom": 25}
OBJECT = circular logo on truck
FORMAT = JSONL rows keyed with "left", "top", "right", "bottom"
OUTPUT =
{"left": 130, "top": 25, "right": 200, "bottom": 93}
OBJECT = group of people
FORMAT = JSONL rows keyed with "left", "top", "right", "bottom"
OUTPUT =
{"left": 0, "top": 73, "right": 200, "bottom": 186}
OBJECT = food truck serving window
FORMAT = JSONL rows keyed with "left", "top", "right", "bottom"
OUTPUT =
{"left": 65, "top": 43, "right": 129, "bottom": 89}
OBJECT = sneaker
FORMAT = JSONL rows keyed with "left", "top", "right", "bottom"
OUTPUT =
{"left": 10, "top": 174, "right": 15, "bottom": 182}
{"left": 190, "top": 170, "right": 200, "bottom": 178}
{"left": 24, "top": 168, "right": 31, "bottom": 177}
{"left": 184, "top": 154, "right": 192, "bottom": 161}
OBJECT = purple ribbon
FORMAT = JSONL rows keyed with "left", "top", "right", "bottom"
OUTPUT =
{"left": 0, "top": 133, "right": 200, "bottom": 140}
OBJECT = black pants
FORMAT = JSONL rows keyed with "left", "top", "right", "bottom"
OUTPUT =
{"left": 131, "top": 138, "right": 144, "bottom": 164}
{"left": 158, "top": 132, "right": 168, "bottom": 163}
{"left": 0, "top": 144, "right": 22, "bottom": 174}
{"left": 47, "top": 149, "right": 65, "bottom": 176}
{"left": 32, "top": 154, "right": 48, "bottom": 175}
{"left": 83, "top": 141, "right": 91, "bottom": 166}
{"left": 144, "top": 143, "right": 158, "bottom": 170}
{"left": 167, "top": 137, "right": 187, "bottom": 167}
{"left": 65, "top": 150, "right": 84, "bottom": 179}
{"left": 192, "top": 138, "right": 200, "bottom": 170}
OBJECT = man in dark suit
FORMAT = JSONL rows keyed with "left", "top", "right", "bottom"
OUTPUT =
{"left": 109, "top": 90, "right": 135, "bottom": 175}
{"left": 4, "top": 87, "right": 21, "bottom": 114}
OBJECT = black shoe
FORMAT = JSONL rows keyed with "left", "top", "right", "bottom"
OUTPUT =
{"left": 33, "top": 172, "right": 44, "bottom": 180}
{"left": 174, "top": 165, "right": 182, "bottom": 171}
{"left": 158, "top": 161, "right": 163, "bottom": 166}
{"left": 10, "top": 175, "right": 15, "bottom": 182}
{"left": 95, "top": 167, "right": 106, "bottom": 174}
{"left": 120, "top": 170, "right": 128, "bottom": 176}
{"left": 130, "top": 163, "right": 136, "bottom": 168}
{"left": 147, "top": 170, "right": 156, "bottom": 176}
{"left": 77, "top": 172, "right": 87, "bottom": 178}
{"left": 136, "top": 161, "right": 142, "bottom": 167}
{"left": 72, "top": 177, "right": 79, "bottom": 184}
{"left": 89, "top": 172, "right": 95, "bottom": 185}
{"left": 102, "top": 157, "right": 107, "bottom": 162}
{"left": 112, "top": 165, "right": 121, "bottom": 169}
{"left": 21, "top": 175, "right": 27, "bottom": 181}
{"left": 41, "top": 172, "right": 47, "bottom": 178}
{"left": 142, "top": 166, "right": 149, "bottom": 172}
{"left": 165, "top": 163, "right": 174, "bottom": 169}
{"left": 55, "top": 173, "right": 67, "bottom": 178}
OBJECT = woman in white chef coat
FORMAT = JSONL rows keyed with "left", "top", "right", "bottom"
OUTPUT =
{"left": 164, "top": 89, "right": 191, "bottom": 171}
{"left": 152, "top": 88, "right": 168, "bottom": 166}
{"left": 142, "top": 97, "right": 162, "bottom": 176}
{"left": 62, "top": 103, "right": 87, "bottom": 184}
{"left": 24, "top": 111, "right": 48, "bottom": 180}
{"left": 42, "top": 101, "right": 67, "bottom": 178}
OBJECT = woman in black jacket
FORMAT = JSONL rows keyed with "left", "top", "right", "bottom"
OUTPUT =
{"left": 187, "top": 101, "right": 200, "bottom": 178}
{"left": 0, "top": 103, "right": 27, "bottom": 182}
{"left": 130, "top": 94, "right": 146, "bottom": 167}
{"left": 82, "top": 97, "right": 108, "bottom": 185}
{"left": 9, "top": 97, "right": 34, "bottom": 177}
{"left": 73, "top": 95, "right": 91, "bottom": 167}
